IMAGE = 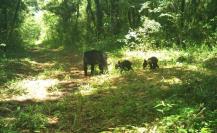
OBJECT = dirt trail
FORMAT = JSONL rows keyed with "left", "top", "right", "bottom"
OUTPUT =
{"left": 2, "top": 48, "right": 89, "bottom": 102}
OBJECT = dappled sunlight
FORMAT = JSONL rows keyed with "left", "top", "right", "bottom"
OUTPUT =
{"left": 76, "top": 68, "right": 168, "bottom": 97}
{"left": 123, "top": 50, "right": 146, "bottom": 60}
{"left": 38, "top": 69, "right": 65, "bottom": 79}
{"left": 164, "top": 63, "right": 203, "bottom": 72}
{"left": 174, "top": 63, "right": 199, "bottom": 70}
{"left": 103, "top": 125, "right": 159, "bottom": 133}
{"left": 77, "top": 74, "right": 118, "bottom": 96}
{"left": 90, "top": 74, "right": 117, "bottom": 84}
{"left": 123, "top": 49, "right": 181, "bottom": 61}
{"left": 34, "top": 10, "right": 47, "bottom": 45}
{"left": 21, "top": 58, "right": 55, "bottom": 69}
{"left": 78, "top": 84, "right": 98, "bottom": 96}
{"left": 4, "top": 79, "right": 62, "bottom": 101}
{"left": 161, "top": 77, "right": 182, "bottom": 85}
{"left": 1, "top": 46, "right": 216, "bottom": 132}
{"left": 0, "top": 117, "right": 16, "bottom": 125}
{"left": 163, "top": 63, "right": 213, "bottom": 79}
{"left": 1, "top": 0, "right": 217, "bottom": 131}
{"left": 47, "top": 116, "right": 59, "bottom": 125}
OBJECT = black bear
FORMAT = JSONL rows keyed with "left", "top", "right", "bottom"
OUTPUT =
{"left": 83, "top": 50, "right": 108, "bottom": 76}
{"left": 115, "top": 60, "right": 133, "bottom": 72}
{"left": 143, "top": 56, "right": 159, "bottom": 70}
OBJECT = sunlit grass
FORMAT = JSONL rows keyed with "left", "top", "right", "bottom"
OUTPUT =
{"left": 66, "top": 47, "right": 216, "bottom": 132}
{"left": 21, "top": 58, "right": 55, "bottom": 68}
{"left": 75, "top": 47, "right": 216, "bottom": 99}
{"left": 161, "top": 77, "right": 182, "bottom": 85}
{"left": 122, "top": 48, "right": 181, "bottom": 61}
{"left": 4, "top": 79, "right": 59, "bottom": 101}
{"left": 0, "top": 46, "right": 216, "bottom": 132}
{"left": 47, "top": 116, "right": 59, "bottom": 125}
{"left": 76, "top": 74, "right": 118, "bottom": 96}
{"left": 101, "top": 125, "right": 150, "bottom": 133}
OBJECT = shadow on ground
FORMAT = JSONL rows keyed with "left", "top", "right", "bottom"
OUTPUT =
{"left": 203, "top": 57, "right": 217, "bottom": 71}
{"left": 0, "top": 56, "right": 216, "bottom": 132}
{"left": 0, "top": 47, "right": 83, "bottom": 85}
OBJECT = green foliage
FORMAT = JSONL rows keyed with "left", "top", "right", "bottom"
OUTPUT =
{"left": 1, "top": 0, "right": 217, "bottom": 49}
{"left": 19, "top": 14, "right": 40, "bottom": 45}
{"left": 0, "top": 46, "right": 216, "bottom": 132}
{"left": 176, "top": 54, "right": 195, "bottom": 64}
{"left": 0, "top": 105, "right": 48, "bottom": 132}
{"left": 15, "top": 106, "right": 48, "bottom": 131}
{"left": 123, "top": 17, "right": 161, "bottom": 50}
{"left": 0, "top": 117, "right": 17, "bottom": 133}
{"left": 1, "top": 0, "right": 217, "bottom": 132}
{"left": 154, "top": 100, "right": 175, "bottom": 115}
{"left": 16, "top": 112, "right": 47, "bottom": 131}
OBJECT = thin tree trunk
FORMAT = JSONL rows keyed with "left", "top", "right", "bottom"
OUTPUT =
{"left": 1, "top": 7, "right": 8, "bottom": 43}
{"left": 7, "top": 0, "right": 21, "bottom": 45}
{"left": 75, "top": 0, "right": 80, "bottom": 29}
{"left": 86, "top": 0, "right": 96, "bottom": 32}
{"left": 177, "top": 0, "right": 185, "bottom": 48}
{"left": 94, "top": 0, "right": 103, "bottom": 39}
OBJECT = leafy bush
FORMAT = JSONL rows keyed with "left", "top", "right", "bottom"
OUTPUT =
{"left": 15, "top": 106, "right": 48, "bottom": 131}
{"left": 123, "top": 17, "right": 161, "bottom": 50}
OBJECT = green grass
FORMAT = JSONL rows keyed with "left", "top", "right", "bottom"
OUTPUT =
{"left": 0, "top": 46, "right": 216, "bottom": 132}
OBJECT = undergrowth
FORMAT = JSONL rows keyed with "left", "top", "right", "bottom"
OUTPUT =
{"left": 0, "top": 45, "right": 216, "bottom": 132}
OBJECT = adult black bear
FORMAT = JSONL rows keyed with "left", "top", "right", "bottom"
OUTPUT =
{"left": 83, "top": 50, "right": 108, "bottom": 76}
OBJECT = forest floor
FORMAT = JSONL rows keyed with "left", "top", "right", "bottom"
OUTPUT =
{"left": 0, "top": 47, "right": 217, "bottom": 132}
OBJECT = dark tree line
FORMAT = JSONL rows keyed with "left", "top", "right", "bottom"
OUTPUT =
{"left": 0, "top": 0, "right": 22, "bottom": 46}
{"left": 0, "top": 0, "right": 216, "bottom": 48}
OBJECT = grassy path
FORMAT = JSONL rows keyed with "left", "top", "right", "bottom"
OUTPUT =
{"left": 0, "top": 48, "right": 86, "bottom": 101}
{"left": 0, "top": 47, "right": 216, "bottom": 132}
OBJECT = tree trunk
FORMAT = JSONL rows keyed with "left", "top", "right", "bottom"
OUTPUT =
{"left": 110, "top": 0, "right": 119, "bottom": 34}
{"left": 94, "top": 0, "right": 103, "bottom": 39}
{"left": 7, "top": 0, "right": 21, "bottom": 45}
{"left": 1, "top": 7, "right": 8, "bottom": 43}
{"left": 177, "top": 0, "right": 186, "bottom": 48}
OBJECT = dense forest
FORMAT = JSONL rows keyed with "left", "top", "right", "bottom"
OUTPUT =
{"left": 0, "top": 0, "right": 217, "bottom": 132}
